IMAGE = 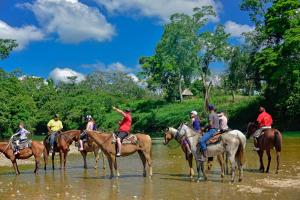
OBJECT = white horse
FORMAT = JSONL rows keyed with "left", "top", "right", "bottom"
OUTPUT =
{"left": 165, "top": 125, "right": 245, "bottom": 182}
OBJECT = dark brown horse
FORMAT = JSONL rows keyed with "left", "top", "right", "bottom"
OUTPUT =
{"left": 44, "top": 130, "right": 80, "bottom": 170}
{"left": 247, "top": 122, "right": 282, "bottom": 174}
{"left": 87, "top": 130, "right": 152, "bottom": 178}
{"left": 0, "top": 141, "right": 47, "bottom": 175}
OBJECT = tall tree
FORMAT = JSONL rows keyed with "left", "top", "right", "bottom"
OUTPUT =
{"left": 140, "top": 6, "right": 215, "bottom": 101}
{"left": 198, "top": 25, "right": 231, "bottom": 109}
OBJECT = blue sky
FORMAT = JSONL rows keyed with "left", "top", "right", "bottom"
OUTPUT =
{"left": 0, "top": 0, "right": 254, "bottom": 83}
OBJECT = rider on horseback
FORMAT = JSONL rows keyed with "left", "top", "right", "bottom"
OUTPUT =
{"left": 182, "top": 111, "right": 201, "bottom": 154}
{"left": 218, "top": 110, "right": 229, "bottom": 133}
{"left": 12, "top": 122, "right": 30, "bottom": 155}
{"left": 47, "top": 114, "right": 63, "bottom": 153}
{"left": 198, "top": 104, "right": 220, "bottom": 161}
{"left": 112, "top": 106, "right": 132, "bottom": 157}
{"left": 79, "top": 115, "right": 96, "bottom": 151}
{"left": 253, "top": 106, "right": 273, "bottom": 151}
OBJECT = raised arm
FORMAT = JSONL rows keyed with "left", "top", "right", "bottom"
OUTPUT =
{"left": 112, "top": 106, "right": 126, "bottom": 116}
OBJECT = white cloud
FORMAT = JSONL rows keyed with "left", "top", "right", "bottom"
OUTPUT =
{"left": 49, "top": 68, "right": 86, "bottom": 83}
{"left": 81, "top": 61, "right": 134, "bottom": 73}
{"left": 224, "top": 21, "right": 254, "bottom": 39}
{"left": 127, "top": 73, "right": 139, "bottom": 82}
{"left": 22, "top": 0, "right": 115, "bottom": 43}
{"left": 94, "top": 0, "right": 221, "bottom": 23}
{"left": 0, "top": 20, "right": 44, "bottom": 50}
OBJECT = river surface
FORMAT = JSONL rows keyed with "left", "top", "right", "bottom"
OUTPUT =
{"left": 0, "top": 137, "right": 300, "bottom": 200}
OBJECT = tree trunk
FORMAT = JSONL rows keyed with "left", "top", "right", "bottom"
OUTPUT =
{"left": 231, "top": 90, "right": 235, "bottom": 102}
{"left": 202, "top": 73, "right": 212, "bottom": 111}
{"left": 179, "top": 76, "right": 183, "bottom": 102}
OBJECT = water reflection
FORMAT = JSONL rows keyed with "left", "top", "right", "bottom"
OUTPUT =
{"left": 0, "top": 137, "right": 300, "bottom": 199}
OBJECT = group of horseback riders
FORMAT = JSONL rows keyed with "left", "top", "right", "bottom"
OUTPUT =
{"left": 12, "top": 106, "right": 132, "bottom": 157}
{"left": 181, "top": 104, "right": 273, "bottom": 162}
{"left": 11, "top": 104, "right": 272, "bottom": 160}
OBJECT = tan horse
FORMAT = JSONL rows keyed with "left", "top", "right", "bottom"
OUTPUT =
{"left": 87, "top": 130, "right": 152, "bottom": 178}
{"left": 0, "top": 141, "right": 47, "bottom": 175}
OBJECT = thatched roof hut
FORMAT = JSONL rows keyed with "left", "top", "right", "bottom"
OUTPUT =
{"left": 182, "top": 89, "right": 194, "bottom": 98}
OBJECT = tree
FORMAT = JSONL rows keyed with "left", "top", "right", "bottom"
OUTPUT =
{"left": 198, "top": 25, "right": 231, "bottom": 109}
{"left": 0, "top": 39, "right": 18, "bottom": 60}
{"left": 140, "top": 6, "right": 215, "bottom": 101}
{"left": 241, "top": 0, "right": 300, "bottom": 129}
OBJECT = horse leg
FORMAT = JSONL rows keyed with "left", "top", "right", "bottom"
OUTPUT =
{"left": 12, "top": 160, "right": 20, "bottom": 175}
{"left": 112, "top": 155, "right": 120, "bottom": 177}
{"left": 81, "top": 151, "right": 87, "bottom": 169}
{"left": 63, "top": 151, "right": 67, "bottom": 170}
{"left": 142, "top": 151, "right": 152, "bottom": 177}
{"left": 107, "top": 155, "right": 114, "bottom": 179}
{"left": 276, "top": 151, "right": 280, "bottom": 174}
{"left": 228, "top": 154, "right": 237, "bottom": 183}
{"left": 217, "top": 154, "right": 225, "bottom": 179}
{"left": 94, "top": 150, "right": 99, "bottom": 169}
{"left": 59, "top": 151, "right": 63, "bottom": 169}
{"left": 236, "top": 155, "right": 243, "bottom": 182}
{"left": 225, "top": 153, "right": 229, "bottom": 175}
{"left": 258, "top": 151, "right": 264, "bottom": 172}
{"left": 34, "top": 156, "right": 40, "bottom": 174}
{"left": 101, "top": 151, "right": 106, "bottom": 170}
{"left": 52, "top": 152, "right": 55, "bottom": 170}
{"left": 187, "top": 154, "right": 194, "bottom": 178}
{"left": 138, "top": 151, "right": 147, "bottom": 177}
{"left": 266, "top": 149, "right": 271, "bottom": 173}
{"left": 44, "top": 149, "right": 49, "bottom": 171}
{"left": 200, "top": 161, "right": 207, "bottom": 181}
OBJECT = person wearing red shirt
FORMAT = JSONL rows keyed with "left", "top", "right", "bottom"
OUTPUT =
{"left": 112, "top": 106, "right": 132, "bottom": 157}
{"left": 253, "top": 106, "right": 273, "bottom": 150}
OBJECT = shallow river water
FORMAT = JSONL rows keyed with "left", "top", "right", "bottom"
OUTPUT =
{"left": 0, "top": 137, "right": 300, "bottom": 200}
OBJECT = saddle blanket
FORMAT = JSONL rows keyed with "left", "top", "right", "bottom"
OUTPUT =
{"left": 112, "top": 134, "right": 138, "bottom": 145}
{"left": 207, "top": 133, "right": 222, "bottom": 145}
{"left": 12, "top": 139, "right": 32, "bottom": 150}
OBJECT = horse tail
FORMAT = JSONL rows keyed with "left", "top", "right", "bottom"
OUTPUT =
{"left": 274, "top": 129, "right": 282, "bottom": 152}
{"left": 236, "top": 137, "right": 245, "bottom": 166}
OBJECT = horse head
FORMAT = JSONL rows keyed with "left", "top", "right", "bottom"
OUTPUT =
{"left": 246, "top": 122, "right": 258, "bottom": 139}
{"left": 163, "top": 127, "right": 177, "bottom": 145}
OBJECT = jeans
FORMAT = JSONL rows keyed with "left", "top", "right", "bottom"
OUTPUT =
{"left": 199, "top": 128, "right": 217, "bottom": 151}
{"left": 49, "top": 133, "right": 57, "bottom": 147}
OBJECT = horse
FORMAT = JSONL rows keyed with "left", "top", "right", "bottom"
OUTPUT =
{"left": 0, "top": 141, "right": 47, "bottom": 175}
{"left": 44, "top": 130, "right": 80, "bottom": 170}
{"left": 172, "top": 124, "right": 245, "bottom": 182}
{"left": 163, "top": 127, "right": 217, "bottom": 178}
{"left": 78, "top": 134, "right": 106, "bottom": 170}
{"left": 86, "top": 130, "right": 152, "bottom": 178}
{"left": 246, "top": 122, "right": 282, "bottom": 174}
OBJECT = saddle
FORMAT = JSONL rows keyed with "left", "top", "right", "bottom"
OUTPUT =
{"left": 206, "top": 132, "right": 222, "bottom": 145}
{"left": 12, "top": 139, "right": 32, "bottom": 151}
{"left": 112, "top": 134, "right": 138, "bottom": 145}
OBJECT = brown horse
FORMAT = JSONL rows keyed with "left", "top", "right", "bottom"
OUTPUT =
{"left": 247, "top": 122, "right": 282, "bottom": 174}
{"left": 0, "top": 141, "right": 47, "bottom": 175}
{"left": 78, "top": 136, "right": 106, "bottom": 170}
{"left": 44, "top": 130, "right": 80, "bottom": 170}
{"left": 87, "top": 130, "right": 152, "bottom": 178}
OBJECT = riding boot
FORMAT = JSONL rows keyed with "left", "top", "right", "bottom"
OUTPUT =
{"left": 253, "top": 138, "right": 260, "bottom": 151}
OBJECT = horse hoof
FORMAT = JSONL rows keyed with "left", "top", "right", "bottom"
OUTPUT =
{"left": 238, "top": 178, "right": 242, "bottom": 182}
{"left": 275, "top": 171, "right": 279, "bottom": 174}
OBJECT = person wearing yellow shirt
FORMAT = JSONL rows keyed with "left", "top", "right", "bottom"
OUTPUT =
{"left": 47, "top": 114, "right": 63, "bottom": 153}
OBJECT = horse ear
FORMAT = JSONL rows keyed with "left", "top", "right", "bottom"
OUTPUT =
{"left": 165, "top": 127, "right": 169, "bottom": 132}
